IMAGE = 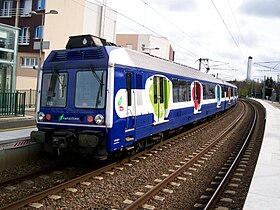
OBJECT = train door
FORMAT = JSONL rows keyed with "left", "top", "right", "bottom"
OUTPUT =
{"left": 223, "top": 85, "right": 227, "bottom": 109}
{"left": 126, "top": 72, "right": 136, "bottom": 131}
{"left": 216, "top": 84, "right": 222, "bottom": 108}
{"left": 192, "top": 81, "right": 202, "bottom": 114}
{"left": 227, "top": 87, "right": 231, "bottom": 104}
{"left": 153, "top": 76, "right": 166, "bottom": 123}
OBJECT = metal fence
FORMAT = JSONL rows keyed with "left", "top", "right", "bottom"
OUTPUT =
{"left": 17, "top": 89, "right": 37, "bottom": 108}
{"left": 0, "top": 92, "right": 26, "bottom": 116}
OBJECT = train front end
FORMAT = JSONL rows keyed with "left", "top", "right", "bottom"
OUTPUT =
{"left": 31, "top": 35, "right": 113, "bottom": 157}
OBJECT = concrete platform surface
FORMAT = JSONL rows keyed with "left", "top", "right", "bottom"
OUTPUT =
{"left": 0, "top": 128, "right": 37, "bottom": 143}
{"left": 243, "top": 99, "right": 280, "bottom": 210}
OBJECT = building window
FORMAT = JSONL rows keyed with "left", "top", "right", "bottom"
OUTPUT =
{"left": 36, "top": 0, "right": 45, "bottom": 10}
{"left": 20, "top": 57, "right": 38, "bottom": 68}
{"left": 2, "top": 0, "right": 13, "bottom": 17}
{"left": 22, "top": 0, "right": 32, "bottom": 16}
{"left": 34, "top": 26, "right": 43, "bottom": 39}
{"left": 19, "top": 27, "right": 30, "bottom": 45}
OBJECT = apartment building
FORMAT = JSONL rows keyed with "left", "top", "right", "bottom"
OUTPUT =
{"left": 116, "top": 34, "right": 175, "bottom": 61}
{"left": 0, "top": 0, "right": 117, "bottom": 91}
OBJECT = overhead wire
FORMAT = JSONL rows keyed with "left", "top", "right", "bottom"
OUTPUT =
{"left": 139, "top": 0, "right": 246, "bottom": 73}
{"left": 139, "top": 0, "right": 195, "bottom": 43}
{"left": 91, "top": 0, "right": 200, "bottom": 58}
{"left": 138, "top": 0, "right": 221, "bottom": 59}
{"left": 74, "top": 0, "right": 245, "bottom": 74}
{"left": 226, "top": 0, "right": 249, "bottom": 55}
{"left": 71, "top": 0, "right": 155, "bottom": 35}
{"left": 210, "top": 0, "right": 247, "bottom": 62}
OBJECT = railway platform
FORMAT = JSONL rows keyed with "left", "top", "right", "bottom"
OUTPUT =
{"left": 0, "top": 109, "right": 36, "bottom": 149}
{"left": 243, "top": 99, "right": 280, "bottom": 210}
{"left": 0, "top": 110, "right": 39, "bottom": 170}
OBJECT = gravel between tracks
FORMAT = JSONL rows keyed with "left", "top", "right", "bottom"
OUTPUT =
{"left": 23, "top": 103, "right": 254, "bottom": 209}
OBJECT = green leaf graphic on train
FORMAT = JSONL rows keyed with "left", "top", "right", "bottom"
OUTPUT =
{"left": 118, "top": 96, "right": 122, "bottom": 106}
{"left": 59, "top": 114, "right": 64, "bottom": 121}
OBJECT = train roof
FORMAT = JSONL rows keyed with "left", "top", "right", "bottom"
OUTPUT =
{"left": 106, "top": 46, "right": 236, "bottom": 87}
{"left": 44, "top": 43, "right": 236, "bottom": 88}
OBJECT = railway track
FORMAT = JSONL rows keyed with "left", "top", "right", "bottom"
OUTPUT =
{"left": 192, "top": 99, "right": 260, "bottom": 209}
{"left": 0, "top": 102, "right": 244, "bottom": 209}
{"left": 123, "top": 101, "right": 247, "bottom": 209}
{"left": 0, "top": 158, "right": 64, "bottom": 188}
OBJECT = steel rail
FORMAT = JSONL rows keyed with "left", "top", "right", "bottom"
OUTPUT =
{"left": 203, "top": 101, "right": 257, "bottom": 209}
{"left": 0, "top": 102, "right": 241, "bottom": 210}
{"left": 0, "top": 159, "right": 127, "bottom": 210}
{"left": 124, "top": 102, "right": 246, "bottom": 210}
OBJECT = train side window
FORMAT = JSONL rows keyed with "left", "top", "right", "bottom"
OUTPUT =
{"left": 172, "top": 79, "right": 179, "bottom": 102}
{"left": 179, "top": 80, "right": 187, "bottom": 102}
{"left": 203, "top": 84, "right": 207, "bottom": 99}
{"left": 203, "top": 83, "right": 215, "bottom": 99}
{"left": 208, "top": 84, "right": 215, "bottom": 99}
{"left": 126, "top": 73, "right": 132, "bottom": 106}
{"left": 187, "top": 82, "right": 191, "bottom": 101}
{"left": 160, "top": 77, "right": 164, "bottom": 103}
{"left": 153, "top": 76, "right": 157, "bottom": 104}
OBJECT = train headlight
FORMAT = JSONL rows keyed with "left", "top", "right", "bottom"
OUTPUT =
{"left": 94, "top": 114, "right": 104, "bottom": 125}
{"left": 38, "top": 112, "right": 45, "bottom": 121}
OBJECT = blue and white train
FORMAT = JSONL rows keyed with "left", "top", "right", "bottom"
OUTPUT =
{"left": 31, "top": 35, "right": 238, "bottom": 157}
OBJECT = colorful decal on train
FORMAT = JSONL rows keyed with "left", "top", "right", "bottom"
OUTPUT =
{"left": 228, "top": 87, "right": 231, "bottom": 104}
{"left": 216, "top": 84, "right": 222, "bottom": 108}
{"left": 115, "top": 89, "right": 127, "bottom": 118}
{"left": 147, "top": 75, "right": 171, "bottom": 123}
{"left": 191, "top": 81, "right": 203, "bottom": 114}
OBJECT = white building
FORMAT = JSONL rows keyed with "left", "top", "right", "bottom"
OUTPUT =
{"left": 44, "top": 0, "right": 117, "bottom": 58}
{"left": 116, "top": 34, "right": 175, "bottom": 61}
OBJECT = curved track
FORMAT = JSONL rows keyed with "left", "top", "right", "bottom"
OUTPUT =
{"left": 0, "top": 104, "right": 240, "bottom": 210}
{"left": 123, "top": 101, "right": 247, "bottom": 209}
{"left": 193, "top": 99, "right": 265, "bottom": 209}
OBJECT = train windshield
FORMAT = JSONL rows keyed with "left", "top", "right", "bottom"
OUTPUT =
{"left": 75, "top": 69, "right": 107, "bottom": 109}
{"left": 41, "top": 72, "right": 68, "bottom": 107}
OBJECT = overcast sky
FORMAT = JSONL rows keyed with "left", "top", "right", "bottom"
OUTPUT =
{"left": 103, "top": 0, "right": 280, "bottom": 81}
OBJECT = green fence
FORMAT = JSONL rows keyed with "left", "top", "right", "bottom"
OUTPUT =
{"left": 0, "top": 92, "right": 26, "bottom": 116}
{"left": 17, "top": 89, "right": 37, "bottom": 108}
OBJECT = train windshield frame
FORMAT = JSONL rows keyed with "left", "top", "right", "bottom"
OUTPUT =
{"left": 75, "top": 69, "right": 107, "bottom": 109}
{"left": 41, "top": 71, "right": 68, "bottom": 108}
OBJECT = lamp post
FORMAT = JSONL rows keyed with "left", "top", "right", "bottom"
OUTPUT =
{"left": 141, "top": 46, "right": 160, "bottom": 55}
{"left": 30, "top": 10, "right": 58, "bottom": 113}
{"left": 142, "top": 46, "right": 160, "bottom": 51}
{"left": 30, "top": 10, "right": 58, "bottom": 71}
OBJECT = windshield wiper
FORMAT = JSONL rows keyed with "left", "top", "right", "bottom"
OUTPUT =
{"left": 52, "top": 69, "right": 66, "bottom": 89}
{"left": 47, "top": 69, "right": 66, "bottom": 99}
{"left": 91, "top": 67, "right": 104, "bottom": 96}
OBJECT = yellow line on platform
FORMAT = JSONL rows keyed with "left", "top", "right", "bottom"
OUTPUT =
{"left": 0, "top": 125, "right": 36, "bottom": 132}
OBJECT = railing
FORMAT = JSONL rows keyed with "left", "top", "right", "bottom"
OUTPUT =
{"left": 17, "top": 89, "right": 36, "bottom": 108}
{"left": 0, "top": 8, "right": 31, "bottom": 17}
{"left": 18, "top": 35, "right": 30, "bottom": 45}
{"left": 0, "top": 92, "right": 26, "bottom": 116}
